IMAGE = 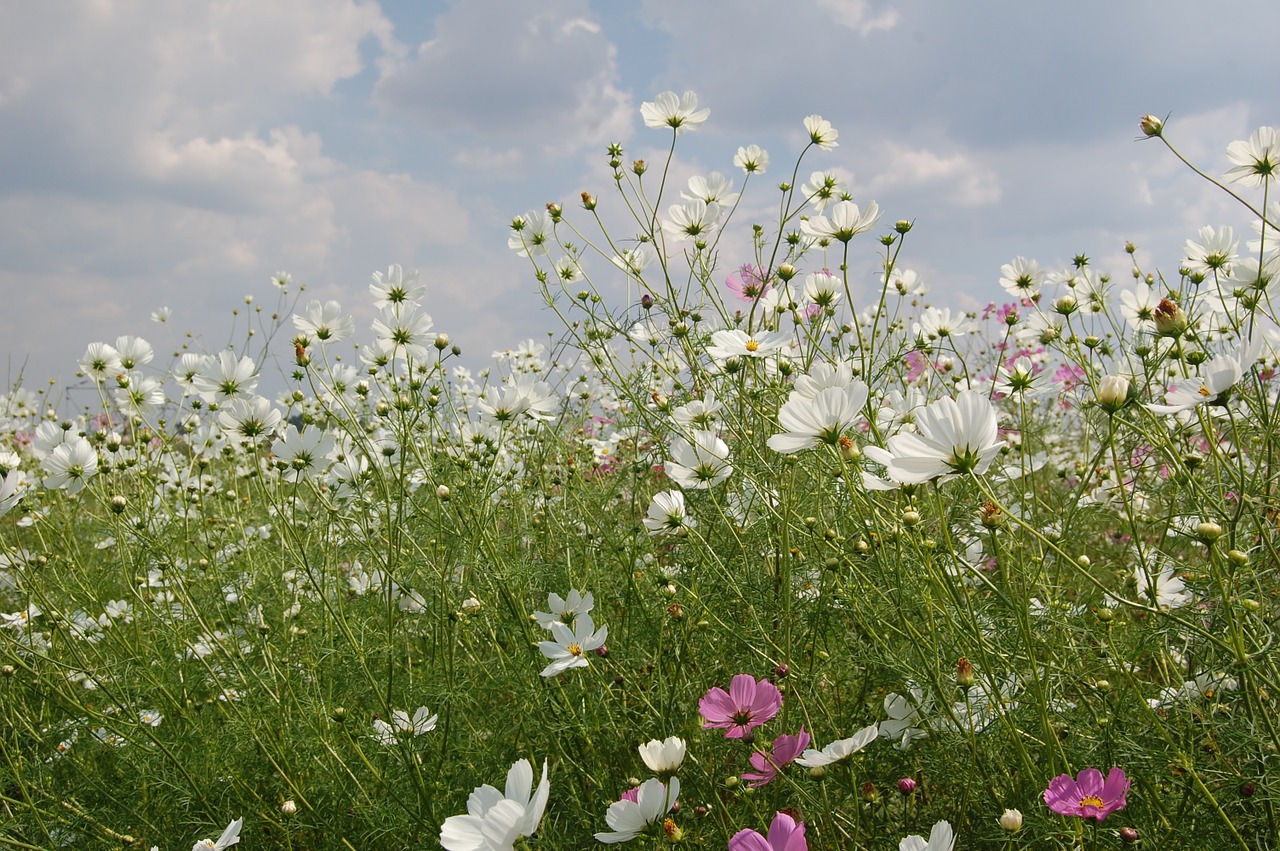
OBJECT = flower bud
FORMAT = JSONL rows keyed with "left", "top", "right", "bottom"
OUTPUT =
{"left": 1139, "top": 114, "right": 1164, "bottom": 137}
{"left": 436, "top": 485, "right": 450, "bottom": 499}
{"left": 777, "top": 263, "right": 797, "bottom": 282}
{"left": 1054, "top": 294, "right": 1078, "bottom": 316}
{"left": 1196, "top": 521, "right": 1223, "bottom": 542}
{"left": 956, "top": 656, "right": 975, "bottom": 687}
{"left": 434, "top": 333, "right": 450, "bottom": 350}
{"left": 1096, "top": 375, "right": 1132, "bottom": 413}
{"left": 282, "top": 800, "right": 298, "bottom": 816}
{"left": 898, "top": 777, "right": 917, "bottom": 795}
{"left": 999, "top": 808, "right": 1023, "bottom": 832}
{"left": 580, "top": 191, "right": 597, "bottom": 210}
{"left": 1154, "top": 298, "right": 1187, "bottom": 337}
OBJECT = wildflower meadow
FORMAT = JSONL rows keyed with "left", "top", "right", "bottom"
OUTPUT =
{"left": 3, "top": 95, "right": 1280, "bottom": 849}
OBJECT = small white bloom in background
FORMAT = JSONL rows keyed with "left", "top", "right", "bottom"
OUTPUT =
{"left": 461, "top": 596, "right": 481, "bottom": 614}
{"left": 372, "top": 706, "right": 438, "bottom": 746}
{"left": 733, "top": 144, "right": 768, "bottom": 174}
{"left": 0, "top": 468, "right": 27, "bottom": 517}
{"left": 643, "top": 490, "right": 694, "bottom": 536}
{"left": 638, "top": 736, "right": 686, "bottom": 774}
{"left": 440, "top": 758, "right": 550, "bottom": 851}
{"left": 537, "top": 614, "right": 608, "bottom": 677}
{"left": 272, "top": 271, "right": 291, "bottom": 288}
{"left": 533, "top": 590, "right": 594, "bottom": 630}
{"left": 803, "top": 114, "right": 839, "bottom": 149}
{"left": 191, "top": 817, "right": 242, "bottom": 851}
{"left": 595, "top": 777, "right": 680, "bottom": 844}
{"left": 898, "top": 819, "right": 954, "bottom": 851}
{"left": 150, "top": 306, "right": 170, "bottom": 323}
{"left": 1146, "top": 336, "right": 1260, "bottom": 415}
{"left": 1225, "top": 125, "right": 1279, "bottom": 188}
{"left": 795, "top": 724, "right": 879, "bottom": 767}
{"left": 138, "top": 710, "right": 163, "bottom": 727}
{"left": 640, "top": 90, "right": 709, "bottom": 134}
{"left": 1134, "top": 562, "right": 1191, "bottom": 609}
{"left": 879, "top": 687, "right": 930, "bottom": 750}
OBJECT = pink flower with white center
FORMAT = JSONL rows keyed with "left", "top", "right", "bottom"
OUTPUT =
{"left": 725, "top": 264, "right": 770, "bottom": 302}
{"left": 699, "top": 674, "right": 782, "bottom": 739}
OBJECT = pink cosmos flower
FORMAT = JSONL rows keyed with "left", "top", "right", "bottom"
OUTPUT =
{"left": 1044, "top": 767, "right": 1130, "bottom": 821}
{"left": 698, "top": 674, "right": 782, "bottom": 739}
{"left": 729, "top": 811, "right": 807, "bottom": 851}
{"left": 742, "top": 727, "right": 810, "bottom": 787}
{"left": 726, "top": 264, "right": 771, "bottom": 302}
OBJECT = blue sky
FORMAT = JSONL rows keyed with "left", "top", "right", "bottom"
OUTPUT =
{"left": 2, "top": 0, "right": 1276, "bottom": 391}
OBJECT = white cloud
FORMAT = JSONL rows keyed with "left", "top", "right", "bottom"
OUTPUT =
{"left": 865, "top": 142, "right": 1002, "bottom": 206}
{"left": 814, "top": 0, "right": 899, "bottom": 35}
{"left": 373, "top": 0, "right": 631, "bottom": 157}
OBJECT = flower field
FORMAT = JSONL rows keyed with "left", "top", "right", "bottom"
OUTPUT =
{"left": 2, "top": 96, "right": 1278, "bottom": 849}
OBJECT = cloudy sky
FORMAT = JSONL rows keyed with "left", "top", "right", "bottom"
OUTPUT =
{"left": 2, "top": 0, "right": 1275, "bottom": 392}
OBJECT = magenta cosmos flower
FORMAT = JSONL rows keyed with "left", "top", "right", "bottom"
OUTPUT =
{"left": 699, "top": 674, "right": 782, "bottom": 739}
{"left": 742, "top": 727, "right": 809, "bottom": 787}
{"left": 1044, "top": 767, "right": 1130, "bottom": 821}
{"left": 729, "top": 811, "right": 807, "bottom": 851}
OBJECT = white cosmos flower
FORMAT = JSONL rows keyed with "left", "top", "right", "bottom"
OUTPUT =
{"left": 767, "top": 383, "right": 870, "bottom": 455}
{"left": 998, "top": 256, "right": 1045, "bottom": 299}
{"left": 880, "top": 391, "right": 1004, "bottom": 484}
{"left": 271, "top": 425, "right": 336, "bottom": 483}
{"left": 1147, "top": 336, "right": 1260, "bottom": 415}
{"left": 879, "top": 686, "right": 931, "bottom": 750}
{"left": 1225, "top": 125, "right": 1279, "bottom": 187}
{"left": 801, "top": 200, "right": 880, "bottom": 243}
{"left": 370, "top": 264, "right": 426, "bottom": 307}
{"left": 664, "top": 430, "right": 732, "bottom": 489}
{"left": 662, "top": 199, "right": 721, "bottom": 242}
{"left": 191, "top": 818, "right": 242, "bottom": 851}
{"left": 795, "top": 724, "right": 879, "bottom": 767}
{"left": 706, "top": 329, "right": 790, "bottom": 362}
{"left": 193, "top": 351, "right": 259, "bottom": 405}
{"left": 78, "top": 342, "right": 122, "bottom": 381}
{"left": 800, "top": 170, "right": 846, "bottom": 213}
{"left": 640, "top": 90, "right": 709, "bottom": 133}
{"left": 638, "top": 736, "right": 686, "bottom": 774}
{"left": 537, "top": 614, "right": 607, "bottom": 677}
{"left": 733, "top": 144, "right": 768, "bottom": 174}
{"left": 293, "top": 300, "right": 355, "bottom": 343}
{"left": 440, "top": 759, "right": 550, "bottom": 851}
{"left": 595, "top": 777, "right": 680, "bottom": 843}
{"left": 1184, "top": 225, "right": 1238, "bottom": 277}
{"left": 803, "top": 114, "right": 839, "bottom": 149}
{"left": 899, "top": 820, "right": 954, "bottom": 851}
{"left": 682, "top": 172, "right": 738, "bottom": 207}
{"left": 1134, "top": 562, "right": 1192, "bottom": 609}
{"left": 372, "top": 706, "right": 438, "bottom": 746}
{"left": 643, "top": 490, "right": 694, "bottom": 536}
{"left": 217, "top": 396, "right": 282, "bottom": 444}
{"left": 0, "top": 468, "right": 26, "bottom": 517}
{"left": 508, "top": 211, "right": 553, "bottom": 257}
{"left": 533, "top": 590, "right": 595, "bottom": 630}
{"left": 41, "top": 437, "right": 97, "bottom": 495}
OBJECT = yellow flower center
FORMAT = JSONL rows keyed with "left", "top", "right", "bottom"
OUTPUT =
{"left": 745, "top": 339, "right": 760, "bottom": 352}
{"left": 567, "top": 643, "right": 583, "bottom": 656}
{"left": 1079, "top": 794, "right": 1104, "bottom": 810}
{"left": 1198, "top": 385, "right": 1212, "bottom": 397}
